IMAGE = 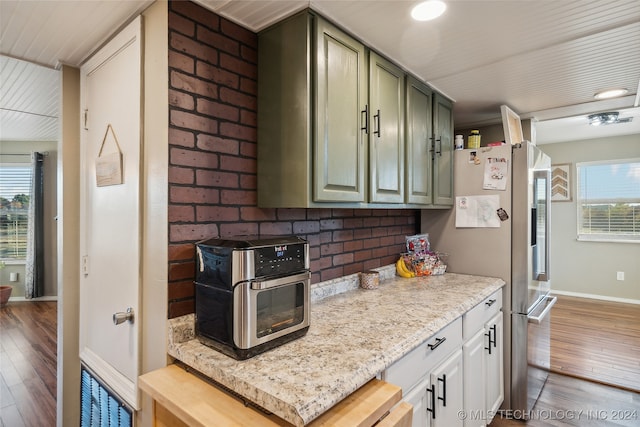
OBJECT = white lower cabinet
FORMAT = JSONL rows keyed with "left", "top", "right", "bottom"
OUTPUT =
{"left": 383, "top": 288, "right": 504, "bottom": 427}
{"left": 462, "top": 290, "right": 504, "bottom": 426}
{"left": 382, "top": 318, "right": 463, "bottom": 427}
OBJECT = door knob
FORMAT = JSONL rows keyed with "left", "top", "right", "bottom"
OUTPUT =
{"left": 113, "top": 307, "right": 134, "bottom": 325}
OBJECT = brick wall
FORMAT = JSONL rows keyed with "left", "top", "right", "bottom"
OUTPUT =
{"left": 167, "top": 1, "right": 419, "bottom": 318}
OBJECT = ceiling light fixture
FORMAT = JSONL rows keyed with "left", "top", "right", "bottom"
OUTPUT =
{"left": 593, "top": 88, "right": 629, "bottom": 100}
{"left": 588, "top": 111, "right": 620, "bottom": 126}
{"left": 411, "top": 1, "right": 447, "bottom": 21}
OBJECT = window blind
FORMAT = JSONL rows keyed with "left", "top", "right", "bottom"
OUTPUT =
{"left": 0, "top": 164, "right": 32, "bottom": 259}
{"left": 577, "top": 159, "right": 640, "bottom": 242}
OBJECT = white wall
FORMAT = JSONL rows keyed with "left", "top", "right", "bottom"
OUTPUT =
{"left": 540, "top": 134, "right": 640, "bottom": 302}
{"left": 0, "top": 140, "right": 58, "bottom": 298}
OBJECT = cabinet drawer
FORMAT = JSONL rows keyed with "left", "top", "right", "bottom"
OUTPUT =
{"left": 383, "top": 317, "right": 462, "bottom": 393}
{"left": 462, "top": 289, "right": 502, "bottom": 341}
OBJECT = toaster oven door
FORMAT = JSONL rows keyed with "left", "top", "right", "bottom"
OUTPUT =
{"left": 234, "top": 272, "right": 310, "bottom": 349}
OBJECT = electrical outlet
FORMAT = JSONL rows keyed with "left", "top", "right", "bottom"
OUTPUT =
{"left": 616, "top": 271, "right": 625, "bottom": 281}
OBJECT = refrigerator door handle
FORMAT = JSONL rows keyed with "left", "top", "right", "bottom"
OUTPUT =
{"left": 528, "top": 296, "right": 557, "bottom": 324}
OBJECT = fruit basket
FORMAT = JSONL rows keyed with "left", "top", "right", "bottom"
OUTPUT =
{"left": 396, "top": 234, "right": 447, "bottom": 277}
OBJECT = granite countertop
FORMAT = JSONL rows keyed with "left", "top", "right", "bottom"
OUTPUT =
{"left": 167, "top": 270, "right": 504, "bottom": 426}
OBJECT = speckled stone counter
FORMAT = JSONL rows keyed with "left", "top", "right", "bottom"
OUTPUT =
{"left": 167, "top": 270, "right": 504, "bottom": 426}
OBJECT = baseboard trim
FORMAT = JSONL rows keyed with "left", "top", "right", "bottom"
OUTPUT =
{"left": 8, "top": 296, "right": 58, "bottom": 302}
{"left": 551, "top": 289, "right": 640, "bottom": 305}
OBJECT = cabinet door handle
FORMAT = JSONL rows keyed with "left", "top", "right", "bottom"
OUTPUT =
{"left": 485, "top": 298, "right": 496, "bottom": 307}
{"left": 373, "top": 109, "right": 381, "bottom": 137}
{"left": 438, "top": 374, "right": 447, "bottom": 407}
{"left": 427, "top": 336, "right": 446, "bottom": 351}
{"left": 485, "top": 324, "right": 497, "bottom": 354}
{"left": 435, "top": 137, "right": 442, "bottom": 156}
{"left": 426, "top": 383, "right": 436, "bottom": 419}
{"left": 361, "top": 105, "right": 369, "bottom": 134}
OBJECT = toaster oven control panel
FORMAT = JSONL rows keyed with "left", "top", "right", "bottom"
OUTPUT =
{"left": 254, "top": 243, "right": 307, "bottom": 277}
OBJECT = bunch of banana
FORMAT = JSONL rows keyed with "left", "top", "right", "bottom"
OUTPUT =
{"left": 396, "top": 257, "right": 415, "bottom": 278}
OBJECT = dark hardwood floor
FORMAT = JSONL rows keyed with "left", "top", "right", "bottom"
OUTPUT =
{"left": 1, "top": 301, "right": 57, "bottom": 427}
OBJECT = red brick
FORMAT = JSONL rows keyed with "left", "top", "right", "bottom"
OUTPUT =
{"left": 169, "top": 261, "right": 195, "bottom": 281}
{"left": 333, "top": 253, "right": 354, "bottom": 266}
{"left": 321, "top": 243, "right": 343, "bottom": 255}
{"left": 380, "top": 236, "right": 396, "bottom": 247}
{"left": 332, "top": 230, "right": 354, "bottom": 242}
{"left": 220, "top": 53, "right": 256, "bottom": 79}
{"left": 343, "top": 218, "right": 363, "bottom": 228}
{"left": 354, "top": 249, "right": 373, "bottom": 262}
{"left": 220, "top": 189, "right": 256, "bottom": 205}
{"left": 171, "top": 1, "right": 219, "bottom": 29}
{"left": 168, "top": 280, "right": 195, "bottom": 300}
{"left": 220, "top": 155, "right": 256, "bottom": 174}
{"left": 169, "top": 128, "right": 195, "bottom": 148}
{"left": 169, "top": 11, "right": 195, "bottom": 37}
{"left": 363, "top": 259, "right": 381, "bottom": 271}
{"left": 240, "top": 109, "right": 257, "bottom": 127}
{"left": 196, "top": 61, "right": 239, "bottom": 89}
{"left": 319, "top": 257, "right": 332, "bottom": 269}
{"left": 170, "top": 186, "right": 219, "bottom": 204}
{"left": 239, "top": 141, "right": 256, "bottom": 158}
{"left": 219, "top": 86, "right": 256, "bottom": 110}
{"left": 168, "top": 299, "right": 195, "bottom": 319}
{"left": 371, "top": 227, "right": 388, "bottom": 237}
{"left": 373, "top": 209, "right": 389, "bottom": 217}
{"left": 240, "top": 44, "right": 257, "bottom": 64}
{"left": 220, "top": 122, "right": 256, "bottom": 142}
{"left": 170, "top": 32, "right": 218, "bottom": 64}
{"left": 170, "top": 89, "right": 195, "bottom": 110}
{"left": 240, "top": 77, "right": 257, "bottom": 96}
{"left": 363, "top": 238, "right": 381, "bottom": 249}
{"left": 321, "top": 267, "right": 344, "bottom": 282}
{"left": 240, "top": 207, "right": 276, "bottom": 221}
{"left": 260, "top": 222, "right": 293, "bottom": 235}
{"left": 170, "top": 147, "right": 218, "bottom": 169}
{"left": 197, "top": 25, "right": 239, "bottom": 56}
{"left": 332, "top": 209, "right": 356, "bottom": 217}
{"left": 220, "top": 18, "right": 256, "bottom": 46}
{"left": 169, "top": 50, "right": 195, "bottom": 74}
{"left": 344, "top": 240, "right": 363, "bottom": 252}
{"left": 311, "top": 272, "right": 321, "bottom": 284}
{"left": 309, "top": 247, "right": 320, "bottom": 260}
{"left": 363, "top": 217, "right": 381, "bottom": 227}
{"left": 196, "top": 206, "right": 239, "bottom": 222}
{"left": 171, "top": 71, "right": 218, "bottom": 99}
{"left": 220, "top": 222, "right": 258, "bottom": 237}
{"left": 294, "top": 221, "right": 320, "bottom": 234}
{"left": 240, "top": 175, "right": 258, "bottom": 190}
{"left": 320, "top": 219, "right": 343, "bottom": 230}
{"left": 168, "top": 205, "right": 194, "bottom": 223}
{"left": 171, "top": 110, "right": 219, "bottom": 134}
{"left": 343, "top": 263, "right": 363, "bottom": 276}
{"left": 169, "top": 243, "right": 195, "bottom": 262}
{"left": 197, "top": 134, "right": 239, "bottom": 154}
{"left": 170, "top": 223, "right": 218, "bottom": 243}
{"left": 372, "top": 247, "right": 388, "bottom": 258}
{"left": 380, "top": 216, "right": 396, "bottom": 227}
{"left": 169, "top": 166, "right": 194, "bottom": 185}
{"left": 196, "top": 170, "right": 238, "bottom": 188}
{"left": 277, "top": 209, "right": 307, "bottom": 221}
{"left": 319, "top": 231, "right": 332, "bottom": 244}
{"left": 196, "top": 99, "right": 240, "bottom": 122}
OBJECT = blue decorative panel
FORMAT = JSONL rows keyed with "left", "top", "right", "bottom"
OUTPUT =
{"left": 80, "top": 366, "right": 133, "bottom": 427}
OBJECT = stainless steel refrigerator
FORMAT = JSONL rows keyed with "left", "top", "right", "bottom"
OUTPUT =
{"left": 421, "top": 140, "right": 556, "bottom": 415}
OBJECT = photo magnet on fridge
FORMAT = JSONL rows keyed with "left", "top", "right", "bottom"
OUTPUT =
{"left": 497, "top": 208, "right": 509, "bottom": 221}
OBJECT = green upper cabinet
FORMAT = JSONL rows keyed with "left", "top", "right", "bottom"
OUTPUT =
{"left": 406, "top": 76, "right": 434, "bottom": 205}
{"left": 369, "top": 52, "right": 405, "bottom": 203}
{"left": 315, "top": 18, "right": 368, "bottom": 203}
{"left": 257, "top": 9, "right": 453, "bottom": 208}
{"left": 433, "top": 93, "right": 454, "bottom": 206}
{"left": 405, "top": 79, "right": 454, "bottom": 207}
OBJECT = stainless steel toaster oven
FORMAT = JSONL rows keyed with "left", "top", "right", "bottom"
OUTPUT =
{"left": 194, "top": 235, "right": 310, "bottom": 359}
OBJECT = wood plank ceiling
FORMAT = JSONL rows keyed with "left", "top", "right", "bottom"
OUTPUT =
{"left": 1, "top": 0, "right": 639, "bottom": 143}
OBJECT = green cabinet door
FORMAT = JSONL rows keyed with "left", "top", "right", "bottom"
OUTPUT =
{"left": 314, "top": 19, "right": 367, "bottom": 202}
{"left": 369, "top": 52, "right": 405, "bottom": 203}
{"left": 406, "top": 76, "right": 433, "bottom": 205}
{"left": 433, "top": 93, "right": 454, "bottom": 206}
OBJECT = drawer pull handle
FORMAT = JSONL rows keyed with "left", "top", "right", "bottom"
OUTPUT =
{"left": 485, "top": 324, "right": 497, "bottom": 354}
{"left": 426, "top": 383, "right": 436, "bottom": 419}
{"left": 428, "top": 336, "right": 446, "bottom": 351}
{"left": 485, "top": 298, "right": 496, "bottom": 307}
{"left": 438, "top": 374, "right": 447, "bottom": 407}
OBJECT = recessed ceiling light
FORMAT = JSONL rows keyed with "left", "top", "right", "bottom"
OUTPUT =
{"left": 594, "top": 88, "right": 629, "bottom": 100}
{"left": 411, "top": 1, "right": 447, "bottom": 21}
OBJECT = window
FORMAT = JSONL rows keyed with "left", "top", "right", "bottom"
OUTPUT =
{"left": 0, "top": 164, "right": 31, "bottom": 259}
{"left": 576, "top": 159, "right": 640, "bottom": 242}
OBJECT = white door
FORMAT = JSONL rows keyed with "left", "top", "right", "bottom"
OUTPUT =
{"left": 79, "top": 17, "right": 142, "bottom": 409}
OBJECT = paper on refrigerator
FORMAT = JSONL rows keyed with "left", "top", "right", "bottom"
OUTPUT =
{"left": 455, "top": 195, "right": 501, "bottom": 228}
